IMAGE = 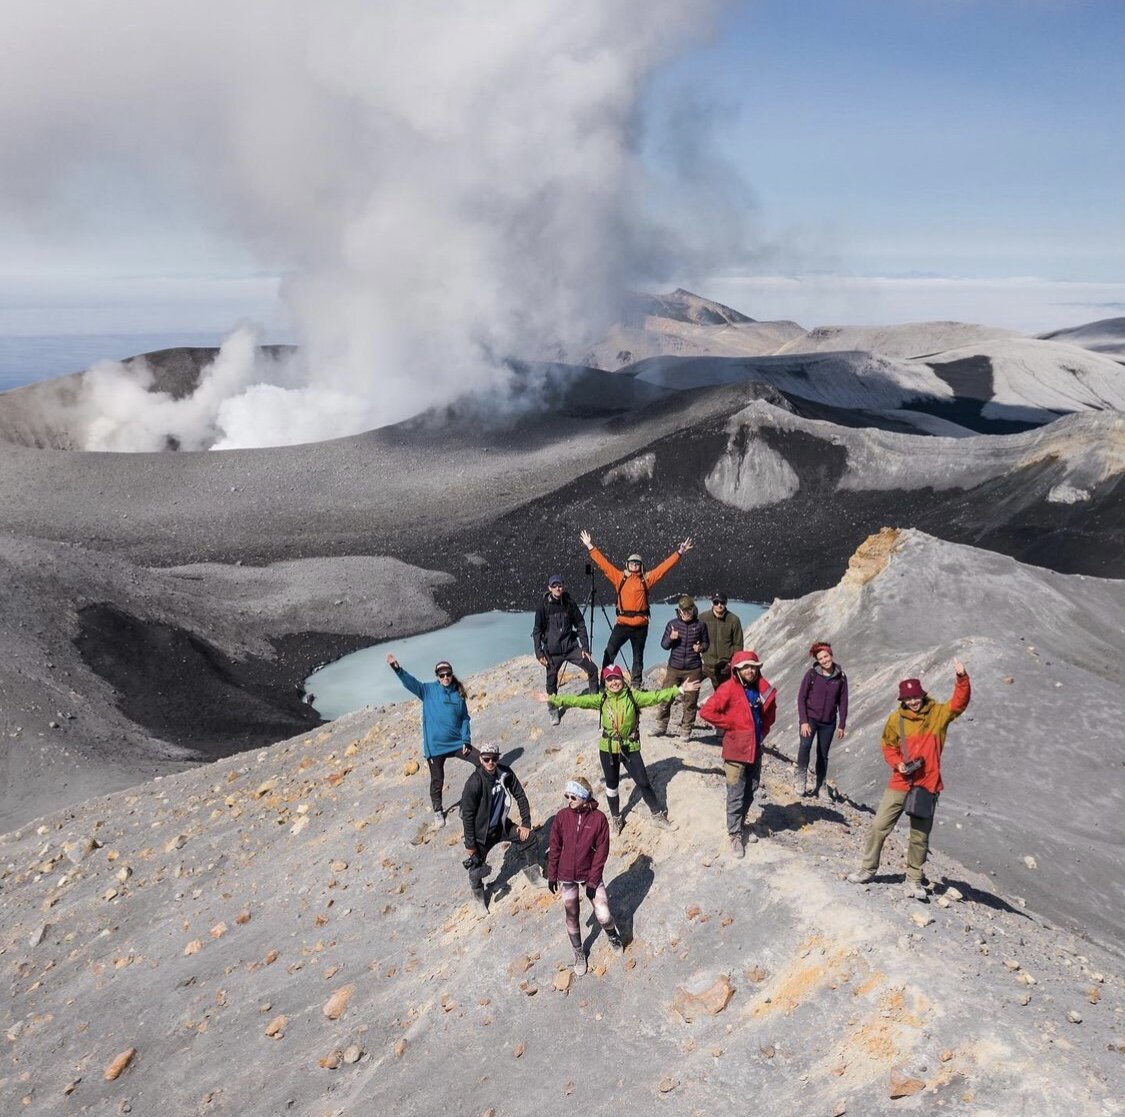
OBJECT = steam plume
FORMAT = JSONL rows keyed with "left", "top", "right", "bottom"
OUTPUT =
{"left": 1, "top": 1, "right": 737, "bottom": 450}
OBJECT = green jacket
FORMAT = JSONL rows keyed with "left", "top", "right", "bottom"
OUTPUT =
{"left": 549, "top": 685, "right": 680, "bottom": 754}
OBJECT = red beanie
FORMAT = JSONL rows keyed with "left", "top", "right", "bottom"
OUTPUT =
{"left": 898, "top": 678, "right": 925, "bottom": 700}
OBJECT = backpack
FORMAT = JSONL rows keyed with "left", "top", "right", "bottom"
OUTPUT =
{"left": 599, "top": 685, "right": 641, "bottom": 744}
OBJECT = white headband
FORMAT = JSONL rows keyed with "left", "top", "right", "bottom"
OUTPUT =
{"left": 564, "top": 780, "right": 590, "bottom": 801}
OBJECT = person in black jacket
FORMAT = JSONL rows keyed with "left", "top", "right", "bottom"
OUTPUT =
{"left": 460, "top": 742, "right": 534, "bottom": 911}
{"left": 532, "top": 574, "right": 598, "bottom": 726}
{"left": 653, "top": 595, "right": 710, "bottom": 737}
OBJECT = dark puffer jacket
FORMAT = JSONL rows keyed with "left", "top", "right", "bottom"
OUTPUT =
{"left": 547, "top": 800, "right": 610, "bottom": 888}
{"left": 532, "top": 591, "right": 590, "bottom": 658}
{"left": 660, "top": 611, "right": 710, "bottom": 671}
{"left": 461, "top": 764, "right": 531, "bottom": 850}
{"left": 797, "top": 664, "right": 849, "bottom": 729}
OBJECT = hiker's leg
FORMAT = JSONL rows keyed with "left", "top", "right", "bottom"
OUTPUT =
{"left": 906, "top": 798, "right": 937, "bottom": 883}
{"left": 813, "top": 720, "right": 835, "bottom": 791}
{"left": 724, "top": 761, "right": 748, "bottom": 836}
{"left": 861, "top": 788, "right": 906, "bottom": 873}
{"left": 621, "top": 749, "right": 661, "bottom": 814}
{"left": 679, "top": 668, "right": 703, "bottom": 729}
{"left": 426, "top": 755, "right": 447, "bottom": 813}
{"left": 545, "top": 655, "right": 564, "bottom": 696}
{"left": 601, "top": 624, "right": 631, "bottom": 672}
{"left": 627, "top": 625, "right": 649, "bottom": 682}
{"left": 600, "top": 750, "right": 622, "bottom": 818}
{"left": 561, "top": 882, "right": 582, "bottom": 946}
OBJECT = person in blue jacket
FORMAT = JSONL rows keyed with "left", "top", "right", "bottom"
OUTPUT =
{"left": 386, "top": 652, "right": 478, "bottom": 829}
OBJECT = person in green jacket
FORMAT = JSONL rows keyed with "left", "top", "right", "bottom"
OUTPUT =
{"left": 535, "top": 664, "right": 702, "bottom": 832}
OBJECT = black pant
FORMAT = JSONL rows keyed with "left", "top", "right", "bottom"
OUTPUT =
{"left": 797, "top": 720, "right": 836, "bottom": 791}
{"left": 467, "top": 819, "right": 534, "bottom": 892}
{"left": 426, "top": 746, "right": 480, "bottom": 812}
{"left": 545, "top": 648, "right": 599, "bottom": 695}
{"left": 602, "top": 622, "right": 649, "bottom": 682}
{"left": 599, "top": 748, "right": 661, "bottom": 814}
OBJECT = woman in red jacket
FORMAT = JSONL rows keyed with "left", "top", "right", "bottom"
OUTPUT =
{"left": 547, "top": 777, "right": 624, "bottom": 975}
{"left": 699, "top": 650, "right": 777, "bottom": 858}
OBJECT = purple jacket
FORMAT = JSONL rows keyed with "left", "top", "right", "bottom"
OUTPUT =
{"left": 547, "top": 801, "right": 610, "bottom": 888}
{"left": 797, "top": 665, "right": 848, "bottom": 729}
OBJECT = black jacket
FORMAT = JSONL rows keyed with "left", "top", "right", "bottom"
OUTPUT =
{"left": 461, "top": 764, "right": 532, "bottom": 850}
{"left": 531, "top": 591, "right": 590, "bottom": 658}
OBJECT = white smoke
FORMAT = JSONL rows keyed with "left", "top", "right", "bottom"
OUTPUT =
{"left": 1, "top": 1, "right": 742, "bottom": 450}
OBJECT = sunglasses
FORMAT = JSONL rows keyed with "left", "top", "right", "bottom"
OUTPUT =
{"left": 480, "top": 755, "right": 499, "bottom": 763}
{"left": 564, "top": 793, "right": 581, "bottom": 801}
{"left": 436, "top": 671, "right": 453, "bottom": 679}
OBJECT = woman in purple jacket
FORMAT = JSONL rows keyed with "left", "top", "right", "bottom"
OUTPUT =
{"left": 547, "top": 777, "right": 624, "bottom": 975}
{"left": 795, "top": 642, "right": 848, "bottom": 798}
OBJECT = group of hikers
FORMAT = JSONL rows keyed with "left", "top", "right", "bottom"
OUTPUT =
{"left": 385, "top": 532, "right": 972, "bottom": 976}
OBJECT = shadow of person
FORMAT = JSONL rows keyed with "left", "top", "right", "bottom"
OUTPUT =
{"left": 486, "top": 821, "right": 547, "bottom": 901}
{"left": 600, "top": 852, "right": 654, "bottom": 945}
{"left": 618, "top": 754, "right": 724, "bottom": 815}
{"left": 757, "top": 801, "right": 846, "bottom": 836}
{"left": 500, "top": 746, "right": 525, "bottom": 764}
{"left": 940, "top": 876, "right": 1032, "bottom": 919}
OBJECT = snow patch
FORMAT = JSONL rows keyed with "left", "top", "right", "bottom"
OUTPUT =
{"left": 1047, "top": 483, "right": 1091, "bottom": 504}
{"left": 602, "top": 452, "right": 655, "bottom": 486}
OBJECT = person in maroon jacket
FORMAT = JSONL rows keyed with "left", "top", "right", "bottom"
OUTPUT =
{"left": 699, "top": 649, "right": 777, "bottom": 858}
{"left": 547, "top": 777, "right": 624, "bottom": 975}
{"left": 794, "top": 642, "right": 849, "bottom": 799}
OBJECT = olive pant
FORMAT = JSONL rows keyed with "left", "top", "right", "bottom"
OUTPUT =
{"left": 860, "top": 787, "right": 937, "bottom": 884}
{"left": 654, "top": 666, "right": 702, "bottom": 731}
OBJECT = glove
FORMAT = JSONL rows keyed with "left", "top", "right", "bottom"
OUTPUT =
{"left": 585, "top": 883, "right": 599, "bottom": 901}
{"left": 547, "top": 880, "right": 559, "bottom": 894}
{"left": 463, "top": 852, "right": 483, "bottom": 871}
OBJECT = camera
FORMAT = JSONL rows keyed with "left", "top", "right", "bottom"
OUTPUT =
{"left": 901, "top": 758, "right": 923, "bottom": 775}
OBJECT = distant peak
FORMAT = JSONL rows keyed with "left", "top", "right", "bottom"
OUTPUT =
{"left": 624, "top": 288, "right": 755, "bottom": 327}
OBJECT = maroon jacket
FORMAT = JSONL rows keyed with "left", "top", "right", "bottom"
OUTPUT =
{"left": 547, "top": 801, "right": 610, "bottom": 888}
{"left": 699, "top": 673, "right": 777, "bottom": 764}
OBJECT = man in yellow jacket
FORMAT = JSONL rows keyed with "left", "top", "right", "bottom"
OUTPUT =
{"left": 579, "top": 529, "right": 693, "bottom": 684}
{"left": 847, "top": 660, "right": 971, "bottom": 900}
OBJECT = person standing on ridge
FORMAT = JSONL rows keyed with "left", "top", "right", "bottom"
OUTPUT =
{"left": 579, "top": 529, "right": 694, "bottom": 683}
{"left": 699, "top": 650, "right": 777, "bottom": 858}
{"left": 534, "top": 665, "right": 702, "bottom": 832}
{"left": 546, "top": 776, "right": 624, "bottom": 975}
{"left": 653, "top": 595, "right": 709, "bottom": 738}
{"left": 847, "top": 662, "right": 970, "bottom": 901}
{"left": 386, "top": 653, "right": 477, "bottom": 830}
{"left": 699, "top": 593, "right": 744, "bottom": 694}
{"left": 460, "top": 742, "right": 534, "bottom": 912}
{"left": 532, "top": 573, "right": 599, "bottom": 726}
{"left": 794, "top": 642, "right": 849, "bottom": 798}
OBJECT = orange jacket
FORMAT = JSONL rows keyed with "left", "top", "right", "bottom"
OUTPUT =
{"left": 588, "top": 546, "right": 681, "bottom": 627}
{"left": 881, "top": 674, "right": 971, "bottom": 793}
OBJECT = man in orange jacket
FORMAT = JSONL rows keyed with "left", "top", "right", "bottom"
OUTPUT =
{"left": 579, "top": 529, "right": 694, "bottom": 684}
{"left": 847, "top": 660, "right": 971, "bottom": 900}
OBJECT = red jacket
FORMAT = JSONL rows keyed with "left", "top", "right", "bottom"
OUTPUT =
{"left": 547, "top": 802, "right": 610, "bottom": 888}
{"left": 881, "top": 674, "right": 970, "bottom": 794}
{"left": 699, "top": 674, "right": 777, "bottom": 764}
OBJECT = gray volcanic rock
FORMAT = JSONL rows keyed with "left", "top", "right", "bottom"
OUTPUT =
{"left": 0, "top": 654, "right": 1120, "bottom": 1116}
{"left": 742, "top": 527, "right": 1125, "bottom": 950}
{"left": 775, "top": 321, "right": 1019, "bottom": 358}
{"left": 583, "top": 289, "right": 804, "bottom": 370}
{"left": 0, "top": 534, "right": 451, "bottom": 831}
{"left": 1039, "top": 317, "right": 1125, "bottom": 360}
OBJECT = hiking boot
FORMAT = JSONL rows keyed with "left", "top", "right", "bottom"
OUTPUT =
{"left": 809, "top": 784, "right": 822, "bottom": 799}
{"left": 743, "top": 824, "right": 759, "bottom": 844}
{"left": 471, "top": 886, "right": 489, "bottom": 912}
{"left": 610, "top": 812, "right": 624, "bottom": 835}
{"left": 573, "top": 947, "right": 588, "bottom": 976}
{"left": 729, "top": 834, "right": 744, "bottom": 859}
{"left": 793, "top": 767, "right": 807, "bottom": 796}
{"left": 677, "top": 724, "right": 694, "bottom": 739}
{"left": 847, "top": 869, "right": 874, "bottom": 884}
{"left": 651, "top": 724, "right": 669, "bottom": 738}
{"left": 549, "top": 707, "right": 561, "bottom": 727}
{"left": 904, "top": 883, "right": 928, "bottom": 901}
{"left": 606, "top": 930, "right": 625, "bottom": 953}
{"left": 432, "top": 810, "right": 446, "bottom": 829}
{"left": 649, "top": 809, "right": 672, "bottom": 830}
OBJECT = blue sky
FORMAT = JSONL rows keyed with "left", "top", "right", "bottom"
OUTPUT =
{"left": 0, "top": 0, "right": 1121, "bottom": 361}
{"left": 654, "top": 0, "right": 1123, "bottom": 283}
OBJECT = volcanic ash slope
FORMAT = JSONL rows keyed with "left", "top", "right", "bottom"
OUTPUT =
{"left": 1, "top": 651, "right": 1122, "bottom": 1115}
{"left": 744, "top": 527, "right": 1125, "bottom": 950}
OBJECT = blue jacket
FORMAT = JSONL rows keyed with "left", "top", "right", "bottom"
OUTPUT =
{"left": 392, "top": 666, "right": 471, "bottom": 758}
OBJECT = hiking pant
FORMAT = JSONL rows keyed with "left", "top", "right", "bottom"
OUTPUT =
{"left": 467, "top": 818, "right": 531, "bottom": 893}
{"left": 797, "top": 719, "right": 836, "bottom": 792}
{"left": 725, "top": 754, "right": 763, "bottom": 836}
{"left": 560, "top": 881, "right": 617, "bottom": 943}
{"left": 654, "top": 666, "right": 702, "bottom": 731}
{"left": 860, "top": 788, "right": 937, "bottom": 884}
{"left": 602, "top": 622, "right": 649, "bottom": 682}
{"left": 426, "top": 745, "right": 480, "bottom": 813}
{"left": 546, "top": 648, "right": 599, "bottom": 695}
{"left": 600, "top": 748, "right": 661, "bottom": 815}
